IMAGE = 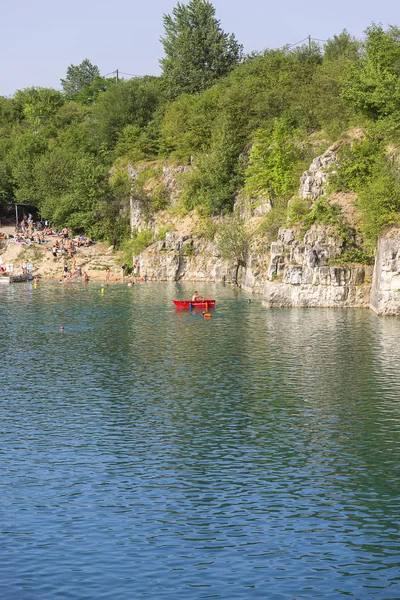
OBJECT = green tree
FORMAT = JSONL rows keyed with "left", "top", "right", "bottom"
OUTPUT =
{"left": 329, "top": 137, "right": 383, "bottom": 192}
{"left": 29, "top": 147, "right": 75, "bottom": 211}
{"left": 0, "top": 96, "right": 17, "bottom": 126}
{"left": 308, "top": 59, "right": 353, "bottom": 137}
{"left": 342, "top": 24, "right": 400, "bottom": 119}
{"left": 324, "top": 30, "right": 360, "bottom": 62}
{"left": 0, "top": 144, "right": 13, "bottom": 206}
{"left": 8, "top": 132, "right": 48, "bottom": 203}
{"left": 160, "top": 0, "right": 243, "bottom": 98}
{"left": 0, "top": 100, "right": 15, "bottom": 204}
{"left": 245, "top": 118, "right": 299, "bottom": 200}
{"left": 218, "top": 214, "right": 252, "bottom": 284}
{"left": 13, "top": 87, "right": 64, "bottom": 125}
{"left": 161, "top": 86, "right": 219, "bottom": 159}
{"left": 114, "top": 107, "right": 165, "bottom": 162}
{"left": 61, "top": 59, "right": 101, "bottom": 97}
{"left": 357, "top": 158, "right": 400, "bottom": 247}
{"left": 91, "top": 77, "right": 164, "bottom": 150}
{"left": 180, "top": 149, "right": 239, "bottom": 214}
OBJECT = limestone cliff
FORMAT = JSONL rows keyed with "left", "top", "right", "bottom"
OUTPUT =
{"left": 139, "top": 231, "right": 235, "bottom": 283}
{"left": 263, "top": 226, "right": 372, "bottom": 308}
{"left": 370, "top": 228, "right": 400, "bottom": 315}
{"left": 128, "top": 152, "right": 400, "bottom": 315}
{"left": 298, "top": 144, "right": 338, "bottom": 200}
{"left": 129, "top": 163, "right": 191, "bottom": 230}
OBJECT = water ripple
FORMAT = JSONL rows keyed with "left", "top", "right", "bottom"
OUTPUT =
{"left": 0, "top": 283, "right": 400, "bottom": 598}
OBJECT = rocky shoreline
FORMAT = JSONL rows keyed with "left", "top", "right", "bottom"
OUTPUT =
{"left": 3, "top": 221, "right": 400, "bottom": 316}
{"left": 127, "top": 145, "right": 400, "bottom": 316}
{"left": 3, "top": 139, "right": 400, "bottom": 315}
{"left": 136, "top": 225, "right": 400, "bottom": 316}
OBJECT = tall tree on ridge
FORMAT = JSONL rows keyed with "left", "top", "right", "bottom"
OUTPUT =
{"left": 61, "top": 59, "right": 101, "bottom": 97}
{"left": 160, "top": 0, "right": 243, "bottom": 98}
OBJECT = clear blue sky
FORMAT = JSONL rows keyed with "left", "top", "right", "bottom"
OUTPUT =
{"left": 1, "top": 0, "right": 399, "bottom": 96}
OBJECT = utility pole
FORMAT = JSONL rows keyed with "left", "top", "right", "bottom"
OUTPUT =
{"left": 308, "top": 34, "right": 311, "bottom": 52}
{"left": 116, "top": 69, "right": 119, "bottom": 84}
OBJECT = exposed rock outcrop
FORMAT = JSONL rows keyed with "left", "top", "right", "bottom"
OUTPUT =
{"left": 129, "top": 163, "right": 191, "bottom": 230}
{"left": 139, "top": 234, "right": 234, "bottom": 283}
{"left": 241, "top": 247, "right": 270, "bottom": 294}
{"left": 234, "top": 192, "right": 272, "bottom": 219}
{"left": 298, "top": 145, "right": 338, "bottom": 200}
{"left": 129, "top": 149, "right": 400, "bottom": 315}
{"left": 370, "top": 228, "right": 400, "bottom": 315}
{"left": 264, "top": 266, "right": 371, "bottom": 308}
{"left": 263, "top": 225, "right": 372, "bottom": 308}
{"left": 161, "top": 165, "right": 191, "bottom": 205}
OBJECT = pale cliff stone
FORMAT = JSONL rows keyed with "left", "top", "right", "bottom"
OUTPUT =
{"left": 234, "top": 193, "right": 272, "bottom": 219}
{"left": 267, "top": 225, "right": 344, "bottom": 281}
{"left": 299, "top": 147, "right": 337, "bottom": 200}
{"left": 263, "top": 223, "right": 372, "bottom": 308}
{"left": 263, "top": 275, "right": 371, "bottom": 308}
{"left": 162, "top": 165, "right": 191, "bottom": 205}
{"left": 127, "top": 151, "right": 396, "bottom": 311}
{"left": 370, "top": 228, "right": 400, "bottom": 315}
{"left": 242, "top": 249, "right": 270, "bottom": 293}
{"left": 138, "top": 242, "right": 234, "bottom": 283}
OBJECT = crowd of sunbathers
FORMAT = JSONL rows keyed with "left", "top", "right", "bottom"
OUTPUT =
{"left": 4, "top": 216, "right": 93, "bottom": 282}
{"left": 10, "top": 217, "right": 93, "bottom": 250}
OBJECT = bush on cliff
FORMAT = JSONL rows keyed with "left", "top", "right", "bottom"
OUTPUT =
{"left": 357, "top": 159, "right": 400, "bottom": 248}
{"left": 245, "top": 118, "right": 300, "bottom": 201}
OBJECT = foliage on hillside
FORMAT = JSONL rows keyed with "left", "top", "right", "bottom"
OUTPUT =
{"left": 1, "top": 12, "right": 400, "bottom": 255}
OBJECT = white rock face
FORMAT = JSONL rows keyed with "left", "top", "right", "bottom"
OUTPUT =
{"left": 129, "top": 153, "right": 400, "bottom": 314}
{"left": 264, "top": 266, "right": 370, "bottom": 308}
{"left": 128, "top": 163, "right": 192, "bottom": 230}
{"left": 138, "top": 237, "right": 235, "bottom": 283}
{"left": 267, "top": 225, "right": 344, "bottom": 281}
{"left": 162, "top": 165, "right": 191, "bottom": 205}
{"left": 234, "top": 193, "right": 272, "bottom": 219}
{"left": 298, "top": 147, "right": 337, "bottom": 200}
{"left": 370, "top": 228, "right": 400, "bottom": 315}
{"left": 263, "top": 225, "right": 372, "bottom": 308}
{"left": 241, "top": 248, "right": 270, "bottom": 293}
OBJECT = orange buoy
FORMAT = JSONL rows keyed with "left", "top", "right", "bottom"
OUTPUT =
{"left": 203, "top": 312, "right": 212, "bottom": 319}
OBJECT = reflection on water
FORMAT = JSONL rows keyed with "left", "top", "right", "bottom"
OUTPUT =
{"left": 1, "top": 282, "right": 400, "bottom": 599}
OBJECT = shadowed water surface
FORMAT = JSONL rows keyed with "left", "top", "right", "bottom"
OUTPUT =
{"left": 0, "top": 282, "right": 400, "bottom": 599}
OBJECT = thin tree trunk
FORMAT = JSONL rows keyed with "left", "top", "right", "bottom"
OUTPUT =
{"left": 234, "top": 263, "right": 240, "bottom": 286}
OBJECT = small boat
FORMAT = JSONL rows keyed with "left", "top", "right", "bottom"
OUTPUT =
{"left": 173, "top": 299, "right": 216, "bottom": 309}
{"left": 9, "top": 274, "right": 33, "bottom": 283}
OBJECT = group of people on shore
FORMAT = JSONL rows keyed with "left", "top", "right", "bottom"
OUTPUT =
{"left": 10, "top": 218, "right": 93, "bottom": 253}
{"left": 61, "top": 257, "right": 89, "bottom": 283}
{"left": 5, "top": 215, "right": 149, "bottom": 285}
{"left": 51, "top": 228, "right": 92, "bottom": 258}
{"left": 53, "top": 227, "right": 91, "bottom": 283}
{"left": 104, "top": 260, "right": 146, "bottom": 286}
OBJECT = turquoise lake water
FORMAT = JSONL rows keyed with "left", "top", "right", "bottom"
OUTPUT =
{"left": 1, "top": 281, "right": 400, "bottom": 599}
